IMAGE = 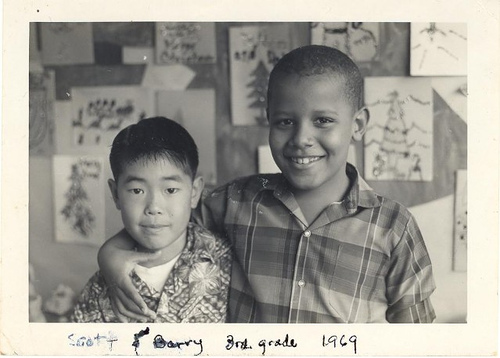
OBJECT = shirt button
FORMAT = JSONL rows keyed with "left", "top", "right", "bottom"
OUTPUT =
{"left": 303, "top": 230, "right": 311, "bottom": 238}
{"left": 298, "top": 280, "right": 306, "bottom": 287}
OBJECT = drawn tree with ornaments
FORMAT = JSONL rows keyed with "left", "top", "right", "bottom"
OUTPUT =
{"left": 247, "top": 60, "right": 269, "bottom": 125}
{"left": 60, "top": 163, "right": 95, "bottom": 237}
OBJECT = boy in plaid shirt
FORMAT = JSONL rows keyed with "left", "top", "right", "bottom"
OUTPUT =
{"left": 97, "top": 45, "right": 436, "bottom": 323}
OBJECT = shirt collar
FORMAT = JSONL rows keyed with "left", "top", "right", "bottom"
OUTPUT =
{"left": 263, "top": 163, "right": 381, "bottom": 213}
{"left": 344, "top": 163, "right": 381, "bottom": 212}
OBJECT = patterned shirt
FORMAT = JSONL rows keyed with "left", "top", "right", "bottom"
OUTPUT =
{"left": 71, "top": 223, "right": 232, "bottom": 323}
{"left": 200, "top": 163, "right": 436, "bottom": 323}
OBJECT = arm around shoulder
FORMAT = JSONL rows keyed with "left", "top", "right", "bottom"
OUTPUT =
{"left": 97, "top": 229, "right": 161, "bottom": 320}
{"left": 97, "top": 229, "right": 138, "bottom": 285}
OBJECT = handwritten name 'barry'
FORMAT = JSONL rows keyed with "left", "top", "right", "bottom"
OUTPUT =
{"left": 153, "top": 334, "right": 204, "bottom": 356}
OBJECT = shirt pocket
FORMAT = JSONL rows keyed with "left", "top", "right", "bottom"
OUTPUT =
{"left": 329, "top": 244, "right": 390, "bottom": 322}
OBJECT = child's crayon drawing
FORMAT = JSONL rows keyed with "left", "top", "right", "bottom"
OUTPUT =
{"left": 364, "top": 77, "right": 433, "bottom": 181}
{"left": 53, "top": 156, "right": 105, "bottom": 246}
{"left": 40, "top": 23, "right": 94, "bottom": 65}
{"left": 311, "top": 22, "right": 380, "bottom": 63}
{"left": 156, "top": 89, "right": 217, "bottom": 185}
{"left": 156, "top": 22, "right": 216, "bottom": 65}
{"left": 453, "top": 169, "right": 467, "bottom": 272}
{"left": 29, "top": 70, "right": 56, "bottom": 155}
{"left": 71, "top": 86, "right": 154, "bottom": 149}
{"left": 229, "top": 24, "right": 290, "bottom": 126}
{"left": 411, "top": 23, "right": 467, "bottom": 76}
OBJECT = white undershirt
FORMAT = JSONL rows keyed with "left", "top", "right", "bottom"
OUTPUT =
{"left": 134, "top": 253, "right": 181, "bottom": 292}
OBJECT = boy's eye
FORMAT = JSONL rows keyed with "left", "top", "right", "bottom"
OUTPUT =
{"left": 130, "top": 188, "right": 144, "bottom": 194}
{"left": 166, "top": 188, "right": 179, "bottom": 194}
{"left": 314, "top": 117, "right": 335, "bottom": 125}
{"left": 272, "top": 118, "right": 294, "bottom": 127}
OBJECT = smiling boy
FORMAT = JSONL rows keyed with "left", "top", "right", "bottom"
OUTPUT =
{"left": 98, "top": 45, "right": 436, "bottom": 323}
{"left": 71, "top": 117, "right": 232, "bottom": 323}
{"left": 267, "top": 61, "right": 365, "bottom": 224}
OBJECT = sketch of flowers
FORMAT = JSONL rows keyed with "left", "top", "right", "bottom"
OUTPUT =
{"left": 73, "top": 98, "right": 146, "bottom": 145}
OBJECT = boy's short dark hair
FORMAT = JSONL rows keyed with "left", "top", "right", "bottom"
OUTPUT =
{"left": 268, "top": 45, "right": 363, "bottom": 110}
{"left": 109, "top": 116, "right": 199, "bottom": 181}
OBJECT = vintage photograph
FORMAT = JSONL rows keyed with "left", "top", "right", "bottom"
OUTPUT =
{"left": 28, "top": 21, "right": 467, "bottom": 325}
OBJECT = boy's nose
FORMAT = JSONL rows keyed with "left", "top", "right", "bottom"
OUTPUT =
{"left": 291, "top": 123, "right": 313, "bottom": 148}
{"left": 145, "top": 194, "right": 163, "bottom": 215}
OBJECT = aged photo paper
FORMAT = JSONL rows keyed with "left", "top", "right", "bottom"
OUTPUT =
{"left": 1, "top": 0, "right": 499, "bottom": 356}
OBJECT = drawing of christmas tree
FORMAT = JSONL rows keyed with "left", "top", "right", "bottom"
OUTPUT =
{"left": 247, "top": 60, "right": 269, "bottom": 125}
{"left": 379, "top": 91, "right": 410, "bottom": 168}
{"left": 60, "top": 163, "right": 95, "bottom": 237}
{"left": 366, "top": 89, "right": 430, "bottom": 180}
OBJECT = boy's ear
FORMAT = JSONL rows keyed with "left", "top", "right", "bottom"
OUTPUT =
{"left": 190, "top": 176, "right": 205, "bottom": 209}
{"left": 108, "top": 179, "right": 121, "bottom": 210}
{"left": 352, "top": 107, "right": 370, "bottom": 142}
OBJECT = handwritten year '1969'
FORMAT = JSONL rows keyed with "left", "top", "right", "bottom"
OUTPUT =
{"left": 322, "top": 334, "right": 358, "bottom": 354}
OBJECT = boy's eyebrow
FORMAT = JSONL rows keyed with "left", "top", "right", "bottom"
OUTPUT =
{"left": 160, "top": 175, "right": 184, "bottom": 182}
{"left": 122, "top": 175, "right": 184, "bottom": 183}
{"left": 313, "top": 110, "right": 340, "bottom": 116}
{"left": 123, "top": 175, "right": 146, "bottom": 184}
{"left": 269, "top": 109, "right": 340, "bottom": 116}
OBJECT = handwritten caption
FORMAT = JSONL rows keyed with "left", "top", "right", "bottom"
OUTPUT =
{"left": 68, "top": 327, "right": 358, "bottom": 355}
{"left": 226, "top": 333, "right": 357, "bottom": 355}
{"left": 68, "top": 331, "right": 118, "bottom": 351}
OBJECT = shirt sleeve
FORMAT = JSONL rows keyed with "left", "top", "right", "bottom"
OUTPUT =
{"left": 194, "top": 185, "right": 230, "bottom": 236}
{"left": 70, "top": 272, "right": 107, "bottom": 323}
{"left": 385, "top": 214, "right": 437, "bottom": 323}
{"left": 193, "top": 184, "right": 259, "bottom": 323}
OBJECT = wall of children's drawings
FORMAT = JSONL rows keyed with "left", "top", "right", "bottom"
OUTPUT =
{"left": 29, "top": 22, "right": 466, "bottom": 323}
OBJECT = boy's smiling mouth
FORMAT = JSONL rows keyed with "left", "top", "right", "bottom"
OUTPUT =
{"left": 289, "top": 156, "right": 322, "bottom": 165}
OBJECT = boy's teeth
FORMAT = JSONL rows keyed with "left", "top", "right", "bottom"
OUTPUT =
{"left": 292, "top": 157, "right": 320, "bottom": 164}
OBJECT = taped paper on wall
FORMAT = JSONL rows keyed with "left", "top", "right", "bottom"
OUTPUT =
{"left": 53, "top": 155, "right": 105, "bottom": 246}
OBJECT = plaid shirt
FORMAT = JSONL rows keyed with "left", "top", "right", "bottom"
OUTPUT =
{"left": 201, "top": 164, "right": 436, "bottom": 323}
{"left": 71, "top": 223, "right": 232, "bottom": 323}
